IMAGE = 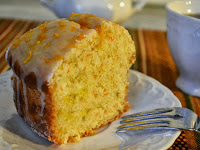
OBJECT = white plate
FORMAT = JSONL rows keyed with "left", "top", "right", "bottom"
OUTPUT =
{"left": 0, "top": 70, "right": 181, "bottom": 150}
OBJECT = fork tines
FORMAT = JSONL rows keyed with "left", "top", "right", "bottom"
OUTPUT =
{"left": 117, "top": 107, "right": 184, "bottom": 133}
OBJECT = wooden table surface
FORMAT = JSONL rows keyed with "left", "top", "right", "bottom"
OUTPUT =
{"left": 0, "top": 18, "right": 200, "bottom": 150}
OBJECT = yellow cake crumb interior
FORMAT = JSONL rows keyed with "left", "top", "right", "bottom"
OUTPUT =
{"left": 50, "top": 22, "right": 134, "bottom": 143}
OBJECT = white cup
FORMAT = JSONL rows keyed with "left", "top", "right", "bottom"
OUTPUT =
{"left": 40, "top": 0, "right": 147, "bottom": 23}
{"left": 166, "top": 0, "right": 200, "bottom": 97}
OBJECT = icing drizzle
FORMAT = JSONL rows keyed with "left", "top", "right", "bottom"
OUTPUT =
{"left": 38, "top": 81, "right": 45, "bottom": 117}
{"left": 21, "top": 77, "right": 28, "bottom": 121}
{"left": 15, "top": 73, "right": 21, "bottom": 115}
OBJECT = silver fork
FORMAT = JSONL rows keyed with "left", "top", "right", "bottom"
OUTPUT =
{"left": 116, "top": 107, "right": 200, "bottom": 133}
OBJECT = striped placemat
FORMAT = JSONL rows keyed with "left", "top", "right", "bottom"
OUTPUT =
{"left": 0, "top": 19, "right": 41, "bottom": 73}
{"left": 0, "top": 18, "right": 200, "bottom": 150}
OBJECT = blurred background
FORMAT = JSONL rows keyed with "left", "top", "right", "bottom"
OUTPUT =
{"left": 0, "top": 0, "right": 174, "bottom": 30}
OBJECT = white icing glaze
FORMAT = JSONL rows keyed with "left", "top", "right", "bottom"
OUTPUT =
{"left": 10, "top": 50, "right": 30, "bottom": 119}
{"left": 30, "top": 124, "right": 49, "bottom": 139}
{"left": 6, "top": 14, "right": 107, "bottom": 118}
{"left": 13, "top": 73, "right": 21, "bottom": 115}
{"left": 6, "top": 18, "right": 96, "bottom": 83}
{"left": 21, "top": 77, "right": 28, "bottom": 121}
{"left": 10, "top": 54, "right": 22, "bottom": 115}
{"left": 5, "top": 45, "right": 10, "bottom": 62}
{"left": 38, "top": 81, "right": 46, "bottom": 117}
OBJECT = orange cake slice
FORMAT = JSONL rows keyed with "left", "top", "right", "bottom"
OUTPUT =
{"left": 6, "top": 13, "right": 136, "bottom": 144}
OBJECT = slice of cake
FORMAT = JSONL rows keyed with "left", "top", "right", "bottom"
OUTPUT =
{"left": 6, "top": 13, "right": 136, "bottom": 144}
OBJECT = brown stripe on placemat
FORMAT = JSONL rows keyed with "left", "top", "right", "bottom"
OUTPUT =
{"left": 181, "top": 95, "right": 200, "bottom": 149}
{"left": 137, "top": 29, "right": 147, "bottom": 74}
{"left": 128, "top": 29, "right": 141, "bottom": 71}
{"left": 183, "top": 94, "right": 193, "bottom": 111}
{"left": 169, "top": 131, "right": 197, "bottom": 150}
{"left": 0, "top": 21, "right": 29, "bottom": 72}
{"left": 173, "top": 91, "right": 187, "bottom": 108}
{"left": 0, "top": 19, "right": 6, "bottom": 27}
{"left": 190, "top": 96, "right": 200, "bottom": 116}
{"left": 0, "top": 19, "right": 13, "bottom": 35}
{"left": 0, "top": 20, "right": 19, "bottom": 42}
{"left": 0, "top": 21, "right": 26, "bottom": 56}
{"left": 0, "top": 63, "right": 10, "bottom": 73}
{"left": 194, "top": 131, "right": 200, "bottom": 150}
{"left": 0, "top": 20, "right": 41, "bottom": 73}
{"left": 184, "top": 130, "right": 199, "bottom": 149}
{"left": 138, "top": 30, "right": 179, "bottom": 90}
{"left": 189, "top": 96, "right": 200, "bottom": 149}
{"left": 142, "top": 30, "right": 162, "bottom": 80}
{"left": 0, "top": 58, "right": 9, "bottom": 72}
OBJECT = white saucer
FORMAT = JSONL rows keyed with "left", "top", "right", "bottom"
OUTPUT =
{"left": 0, "top": 70, "right": 181, "bottom": 150}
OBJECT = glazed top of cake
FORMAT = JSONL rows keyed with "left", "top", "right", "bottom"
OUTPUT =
{"left": 6, "top": 13, "right": 108, "bottom": 82}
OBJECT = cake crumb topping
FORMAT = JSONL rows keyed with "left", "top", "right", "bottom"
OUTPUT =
{"left": 77, "top": 33, "right": 85, "bottom": 41}
{"left": 37, "top": 33, "right": 47, "bottom": 41}
{"left": 25, "top": 39, "right": 30, "bottom": 42}
{"left": 58, "top": 21, "right": 66, "bottom": 30}
{"left": 67, "top": 44, "right": 77, "bottom": 48}
{"left": 12, "top": 29, "right": 33, "bottom": 49}
{"left": 70, "top": 27, "right": 75, "bottom": 32}
{"left": 12, "top": 40, "right": 20, "bottom": 49}
{"left": 24, "top": 51, "right": 32, "bottom": 64}
{"left": 108, "top": 36, "right": 114, "bottom": 41}
{"left": 43, "top": 43, "right": 50, "bottom": 49}
{"left": 44, "top": 21, "right": 49, "bottom": 24}
{"left": 36, "top": 41, "right": 41, "bottom": 45}
{"left": 44, "top": 54, "right": 64, "bottom": 64}
{"left": 40, "top": 25, "right": 47, "bottom": 33}
{"left": 54, "top": 33, "right": 60, "bottom": 38}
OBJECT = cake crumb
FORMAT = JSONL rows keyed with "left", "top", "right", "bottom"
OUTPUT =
{"left": 24, "top": 51, "right": 33, "bottom": 64}
{"left": 54, "top": 33, "right": 60, "bottom": 38}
